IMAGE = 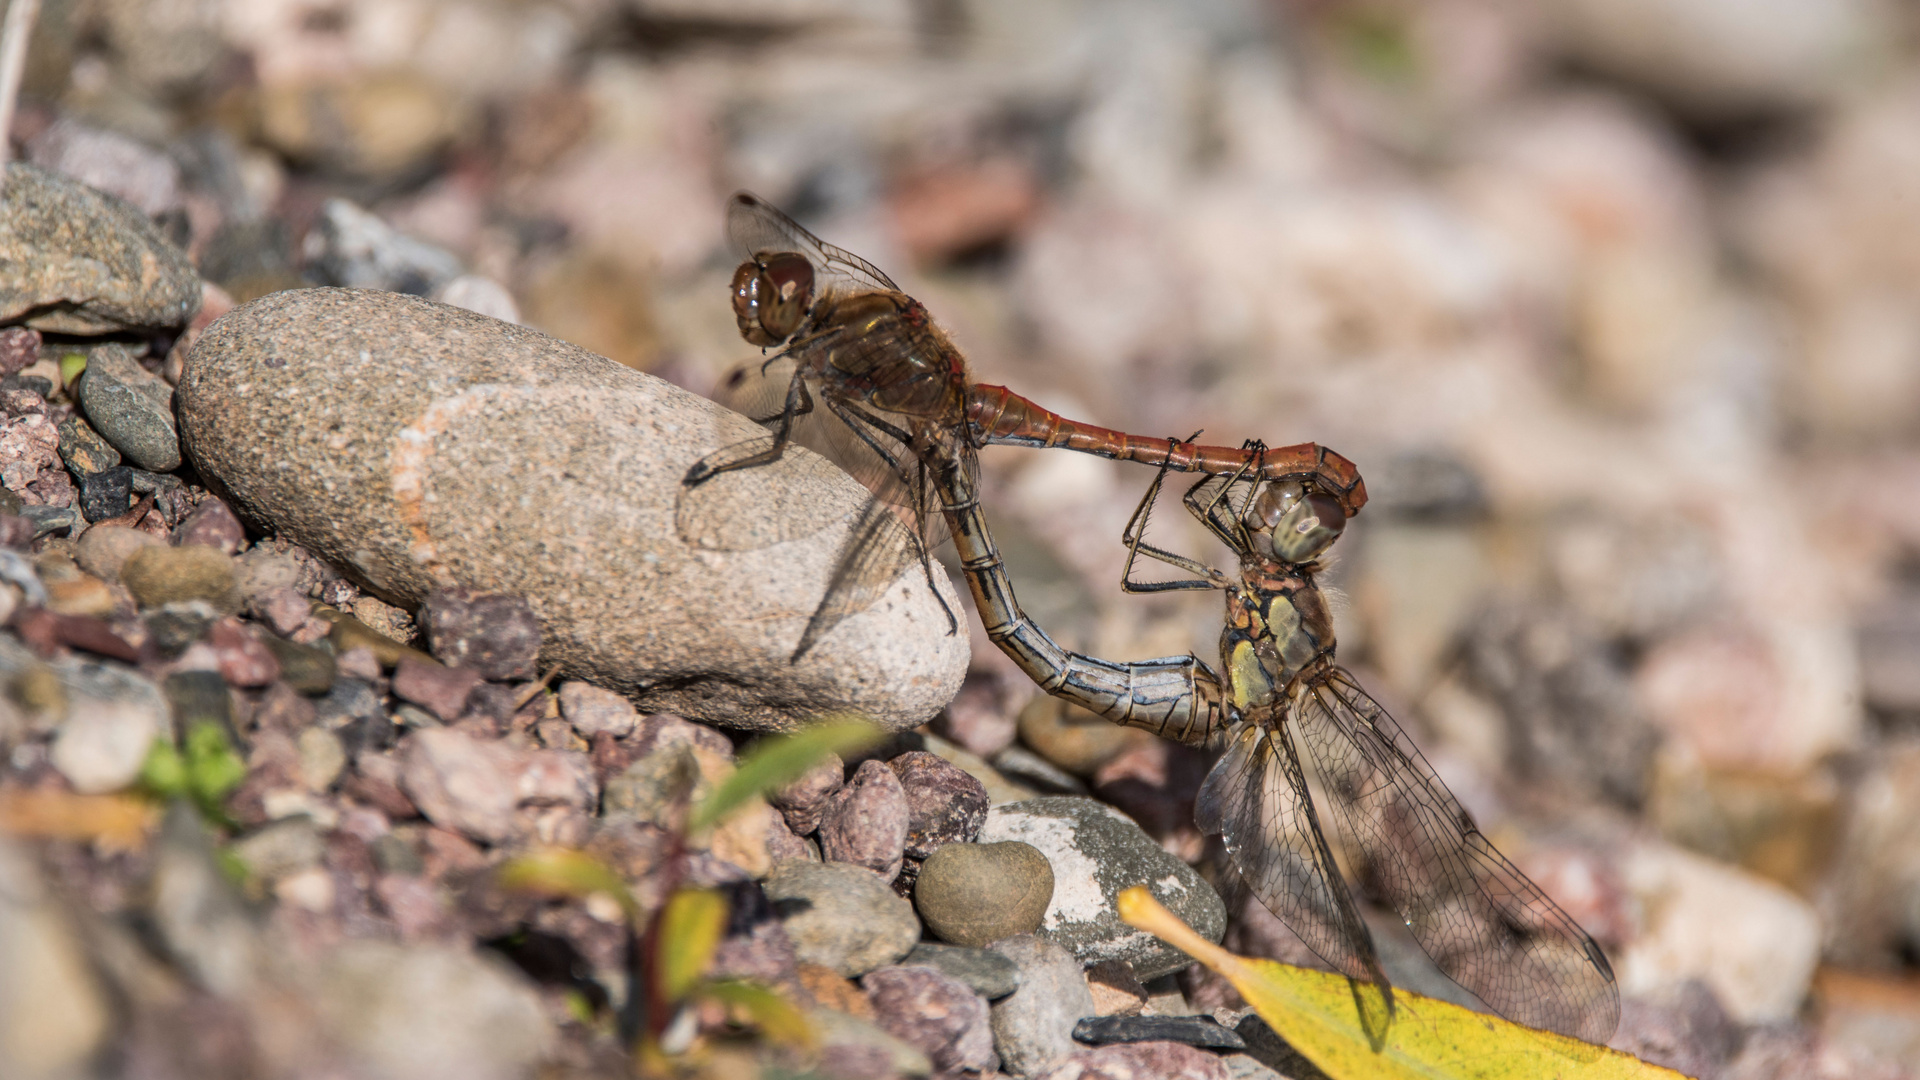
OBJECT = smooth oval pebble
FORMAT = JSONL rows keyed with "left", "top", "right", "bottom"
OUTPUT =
{"left": 177, "top": 287, "right": 967, "bottom": 732}
{"left": 120, "top": 544, "right": 238, "bottom": 611}
{"left": 915, "top": 840, "right": 1054, "bottom": 947}
{"left": 979, "top": 797, "right": 1226, "bottom": 981}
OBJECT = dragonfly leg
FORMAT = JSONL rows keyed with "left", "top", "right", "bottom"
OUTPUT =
{"left": 683, "top": 376, "right": 814, "bottom": 484}
{"left": 1121, "top": 460, "right": 1229, "bottom": 593}
{"left": 1183, "top": 441, "right": 1266, "bottom": 550}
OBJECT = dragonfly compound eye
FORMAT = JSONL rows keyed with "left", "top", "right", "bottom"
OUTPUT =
{"left": 730, "top": 253, "right": 815, "bottom": 346}
{"left": 1267, "top": 491, "right": 1346, "bottom": 563}
{"left": 1242, "top": 481, "right": 1306, "bottom": 533}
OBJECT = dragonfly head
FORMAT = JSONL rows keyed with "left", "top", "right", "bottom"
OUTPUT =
{"left": 1242, "top": 480, "right": 1345, "bottom": 564}
{"left": 731, "top": 251, "right": 815, "bottom": 346}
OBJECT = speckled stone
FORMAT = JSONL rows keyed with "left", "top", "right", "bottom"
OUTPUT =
{"left": 0, "top": 164, "right": 201, "bottom": 333}
{"left": 177, "top": 288, "right": 968, "bottom": 732}
{"left": 979, "top": 798, "right": 1225, "bottom": 981}
{"left": 764, "top": 860, "right": 921, "bottom": 978}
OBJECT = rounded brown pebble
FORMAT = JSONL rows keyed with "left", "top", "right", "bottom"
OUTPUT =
{"left": 915, "top": 841, "right": 1054, "bottom": 947}
{"left": 1017, "top": 697, "right": 1143, "bottom": 776}
{"left": 120, "top": 544, "right": 238, "bottom": 610}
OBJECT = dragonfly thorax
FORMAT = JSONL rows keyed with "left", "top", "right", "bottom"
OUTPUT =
{"left": 1221, "top": 569, "right": 1335, "bottom": 713}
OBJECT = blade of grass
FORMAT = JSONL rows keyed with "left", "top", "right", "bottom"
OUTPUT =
{"left": 687, "top": 718, "right": 882, "bottom": 833}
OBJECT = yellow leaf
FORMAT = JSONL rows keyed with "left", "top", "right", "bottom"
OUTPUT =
{"left": 701, "top": 978, "right": 816, "bottom": 1050}
{"left": 0, "top": 789, "right": 156, "bottom": 852}
{"left": 658, "top": 888, "right": 729, "bottom": 1002}
{"left": 1116, "top": 887, "right": 1685, "bottom": 1080}
{"left": 496, "top": 848, "right": 641, "bottom": 924}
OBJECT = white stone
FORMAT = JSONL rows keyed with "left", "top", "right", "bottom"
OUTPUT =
{"left": 49, "top": 694, "right": 163, "bottom": 794}
{"left": 1615, "top": 840, "right": 1821, "bottom": 1024}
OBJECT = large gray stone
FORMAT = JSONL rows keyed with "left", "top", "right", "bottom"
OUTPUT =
{"left": 0, "top": 163, "right": 201, "bottom": 333}
{"left": 177, "top": 287, "right": 967, "bottom": 732}
{"left": 979, "top": 797, "right": 1225, "bottom": 981}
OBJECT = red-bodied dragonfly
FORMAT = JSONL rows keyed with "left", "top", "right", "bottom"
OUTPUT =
{"left": 680, "top": 191, "right": 1366, "bottom": 660}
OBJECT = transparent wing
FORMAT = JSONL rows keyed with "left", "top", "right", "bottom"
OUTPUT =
{"left": 792, "top": 492, "right": 925, "bottom": 662}
{"left": 1293, "top": 667, "right": 1621, "bottom": 1043}
{"left": 1196, "top": 719, "right": 1393, "bottom": 1026}
{"left": 727, "top": 191, "right": 900, "bottom": 297}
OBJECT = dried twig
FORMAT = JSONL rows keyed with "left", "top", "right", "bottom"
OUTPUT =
{"left": 0, "top": 0, "right": 40, "bottom": 188}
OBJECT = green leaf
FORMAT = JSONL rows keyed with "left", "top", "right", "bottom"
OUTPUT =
{"left": 1116, "top": 887, "right": 1684, "bottom": 1080}
{"left": 58, "top": 353, "right": 86, "bottom": 390}
{"left": 658, "top": 888, "right": 729, "bottom": 1002}
{"left": 137, "top": 735, "right": 187, "bottom": 798}
{"left": 182, "top": 721, "right": 247, "bottom": 810}
{"left": 496, "top": 849, "right": 641, "bottom": 924}
{"left": 687, "top": 718, "right": 882, "bottom": 833}
{"left": 700, "top": 978, "right": 815, "bottom": 1049}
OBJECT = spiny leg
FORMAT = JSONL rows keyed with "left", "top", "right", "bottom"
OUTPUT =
{"left": 1121, "top": 457, "right": 1228, "bottom": 593}
{"left": 684, "top": 375, "right": 816, "bottom": 484}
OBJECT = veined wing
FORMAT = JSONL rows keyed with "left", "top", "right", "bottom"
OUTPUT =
{"left": 1293, "top": 666, "right": 1621, "bottom": 1043}
{"left": 728, "top": 191, "right": 900, "bottom": 298}
{"left": 698, "top": 356, "right": 948, "bottom": 545}
{"left": 1196, "top": 718, "right": 1393, "bottom": 1035}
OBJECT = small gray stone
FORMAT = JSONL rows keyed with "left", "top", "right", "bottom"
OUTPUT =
{"left": 77, "top": 343, "right": 181, "bottom": 471}
{"left": 176, "top": 288, "right": 967, "bottom": 732}
{"left": 915, "top": 841, "right": 1053, "bottom": 948}
{"left": 992, "top": 745, "right": 1089, "bottom": 796}
{"left": 303, "top": 197, "right": 465, "bottom": 295}
{"left": 864, "top": 964, "right": 995, "bottom": 1073}
{"left": 312, "top": 940, "right": 552, "bottom": 1080}
{"left": 230, "top": 817, "right": 325, "bottom": 881}
{"left": 979, "top": 798, "right": 1225, "bottom": 981}
{"left": 764, "top": 860, "right": 920, "bottom": 978}
{"left": 989, "top": 935, "right": 1095, "bottom": 1078}
{"left": 56, "top": 414, "right": 121, "bottom": 475}
{"left": 0, "top": 163, "right": 201, "bottom": 333}
{"left": 818, "top": 758, "right": 909, "bottom": 880}
{"left": 902, "top": 942, "right": 1021, "bottom": 999}
{"left": 1073, "top": 1015, "right": 1247, "bottom": 1050}
{"left": 559, "top": 680, "right": 637, "bottom": 737}
{"left": 809, "top": 1007, "right": 933, "bottom": 1079}
{"left": 150, "top": 803, "right": 261, "bottom": 996}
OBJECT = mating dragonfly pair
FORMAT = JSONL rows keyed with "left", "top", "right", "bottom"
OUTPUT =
{"left": 680, "top": 192, "right": 1620, "bottom": 1045}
